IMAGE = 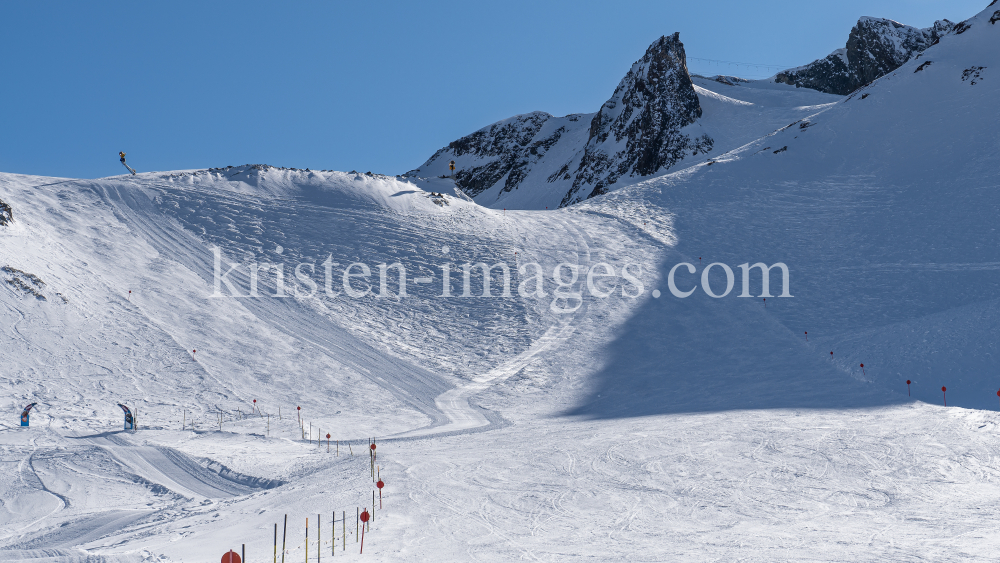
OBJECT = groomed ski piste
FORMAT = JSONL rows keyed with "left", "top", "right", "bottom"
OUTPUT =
{"left": 1, "top": 5, "right": 1000, "bottom": 562}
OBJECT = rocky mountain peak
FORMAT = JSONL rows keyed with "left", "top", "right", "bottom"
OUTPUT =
{"left": 567, "top": 32, "right": 710, "bottom": 204}
{"left": 408, "top": 32, "right": 713, "bottom": 209}
{"left": 588, "top": 33, "right": 702, "bottom": 145}
{"left": 775, "top": 16, "right": 955, "bottom": 95}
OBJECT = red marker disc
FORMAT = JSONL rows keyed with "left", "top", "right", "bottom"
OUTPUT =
{"left": 906, "top": 380, "right": 911, "bottom": 384}
{"left": 860, "top": 363, "right": 864, "bottom": 367}
{"left": 941, "top": 386, "right": 947, "bottom": 392}
{"left": 326, "top": 433, "right": 331, "bottom": 439}
{"left": 370, "top": 444, "right": 376, "bottom": 451}
{"left": 360, "top": 510, "right": 370, "bottom": 523}
{"left": 221, "top": 551, "right": 241, "bottom": 563}
{"left": 377, "top": 480, "right": 384, "bottom": 489}
{"left": 297, "top": 406, "right": 301, "bottom": 411}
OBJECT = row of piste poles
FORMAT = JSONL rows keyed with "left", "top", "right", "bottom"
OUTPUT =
{"left": 181, "top": 401, "right": 356, "bottom": 451}
{"left": 203, "top": 400, "right": 387, "bottom": 557}
{"left": 253, "top": 440, "right": 384, "bottom": 559}
{"left": 706, "top": 259, "right": 976, "bottom": 405}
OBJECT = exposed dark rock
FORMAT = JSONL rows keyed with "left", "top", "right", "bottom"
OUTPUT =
{"left": 412, "top": 33, "right": 713, "bottom": 207}
{"left": 2, "top": 266, "right": 45, "bottom": 300}
{"left": 711, "top": 75, "right": 752, "bottom": 86}
{"left": 962, "top": 66, "right": 985, "bottom": 84}
{"left": 915, "top": 61, "right": 933, "bottom": 73}
{"left": 0, "top": 198, "right": 11, "bottom": 226}
{"left": 992, "top": 10, "right": 1000, "bottom": 24}
{"left": 775, "top": 17, "right": 955, "bottom": 94}
{"left": 427, "top": 112, "right": 561, "bottom": 198}
{"left": 564, "top": 33, "right": 708, "bottom": 205}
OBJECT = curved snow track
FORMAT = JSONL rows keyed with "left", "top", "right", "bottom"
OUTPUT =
{"left": 1, "top": 431, "right": 279, "bottom": 555}
{"left": 91, "top": 177, "right": 605, "bottom": 442}
{"left": 0, "top": 171, "right": 659, "bottom": 561}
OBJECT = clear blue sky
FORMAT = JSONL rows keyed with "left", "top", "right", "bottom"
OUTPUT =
{"left": 0, "top": 0, "right": 986, "bottom": 179}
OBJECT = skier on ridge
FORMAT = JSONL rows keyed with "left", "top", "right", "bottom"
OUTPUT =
{"left": 119, "top": 151, "right": 136, "bottom": 175}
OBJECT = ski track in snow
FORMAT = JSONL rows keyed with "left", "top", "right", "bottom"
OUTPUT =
{"left": 2, "top": 12, "right": 1000, "bottom": 558}
{"left": 0, "top": 167, "right": 662, "bottom": 560}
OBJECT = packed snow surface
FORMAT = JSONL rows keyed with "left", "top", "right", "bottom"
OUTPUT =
{"left": 1, "top": 4, "right": 1000, "bottom": 562}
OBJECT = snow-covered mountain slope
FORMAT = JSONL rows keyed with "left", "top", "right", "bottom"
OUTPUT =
{"left": 0, "top": 166, "right": 616, "bottom": 434}
{"left": 774, "top": 16, "right": 957, "bottom": 94}
{"left": 410, "top": 34, "right": 841, "bottom": 211}
{"left": 0, "top": 4, "right": 999, "bottom": 562}
{"left": 572, "top": 1, "right": 1000, "bottom": 416}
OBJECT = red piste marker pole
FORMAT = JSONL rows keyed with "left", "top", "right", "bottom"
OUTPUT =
{"left": 326, "top": 433, "right": 331, "bottom": 453}
{"left": 763, "top": 298, "right": 766, "bottom": 308}
{"left": 996, "top": 389, "right": 999, "bottom": 408}
{"left": 830, "top": 351, "right": 833, "bottom": 358}
{"left": 128, "top": 290, "right": 132, "bottom": 301}
{"left": 906, "top": 380, "right": 911, "bottom": 396}
{"left": 942, "top": 386, "right": 947, "bottom": 406}
{"left": 860, "top": 363, "right": 866, "bottom": 377}
{"left": 804, "top": 331, "right": 808, "bottom": 341}
{"left": 297, "top": 406, "right": 301, "bottom": 427}
{"left": 359, "top": 509, "right": 370, "bottom": 554}
{"left": 377, "top": 479, "right": 384, "bottom": 509}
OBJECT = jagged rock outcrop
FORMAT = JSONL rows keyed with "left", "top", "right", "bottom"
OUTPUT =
{"left": 775, "top": 17, "right": 955, "bottom": 95}
{"left": 705, "top": 75, "right": 752, "bottom": 86}
{"left": 429, "top": 111, "right": 581, "bottom": 198}
{"left": 410, "top": 33, "right": 712, "bottom": 208}
{"left": 0, "top": 198, "right": 12, "bottom": 226}
{"left": 562, "top": 33, "right": 712, "bottom": 205}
